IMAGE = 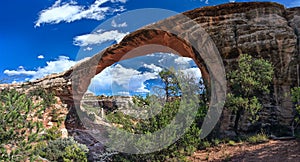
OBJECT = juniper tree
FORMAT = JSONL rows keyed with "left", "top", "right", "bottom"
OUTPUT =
{"left": 226, "top": 54, "right": 274, "bottom": 134}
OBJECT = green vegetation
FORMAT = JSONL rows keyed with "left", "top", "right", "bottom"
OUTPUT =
{"left": 0, "top": 88, "right": 90, "bottom": 161}
{"left": 158, "top": 67, "right": 180, "bottom": 101}
{"left": 246, "top": 133, "right": 269, "bottom": 144}
{"left": 107, "top": 102, "right": 203, "bottom": 161}
{"left": 226, "top": 54, "right": 274, "bottom": 134}
{"left": 228, "top": 140, "right": 236, "bottom": 146}
{"left": 291, "top": 87, "right": 300, "bottom": 136}
{"left": 28, "top": 86, "right": 56, "bottom": 108}
{"left": 0, "top": 89, "right": 46, "bottom": 161}
{"left": 105, "top": 69, "right": 208, "bottom": 161}
{"left": 44, "top": 126, "right": 62, "bottom": 140}
{"left": 38, "top": 137, "right": 89, "bottom": 162}
{"left": 1, "top": 54, "right": 298, "bottom": 161}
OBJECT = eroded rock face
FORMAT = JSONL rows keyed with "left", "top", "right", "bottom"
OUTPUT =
{"left": 1, "top": 2, "right": 299, "bottom": 134}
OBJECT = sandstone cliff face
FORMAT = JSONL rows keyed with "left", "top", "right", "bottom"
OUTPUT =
{"left": 1, "top": 2, "right": 299, "bottom": 134}
{"left": 182, "top": 2, "right": 299, "bottom": 132}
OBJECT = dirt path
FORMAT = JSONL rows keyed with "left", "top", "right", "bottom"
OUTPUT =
{"left": 189, "top": 140, "right": 300, "bottom": 162}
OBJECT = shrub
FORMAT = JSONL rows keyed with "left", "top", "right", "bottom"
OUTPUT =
{"left": 28, "top": 87, "right": 56, "bottom": 108}
{"left": 247, "top": 133, "right": 269, "bottom": 144}
{"left": 226, "top": 54, "right": 274, "bottom": 134}
{"left": 0, "top": 89, "right": 47, "bottom": 161}
{"left": 63, "top": 144, "right": 89, "bottom": 162}
{"left": 43, "top": 126, "right": 62, "bottom": 140}
{"left": 212, "top": 139, "right": 221, "bottom": 146}
{"left": 291, "top": 87, "right": 300, "bottom": 135}
{"left": 202, "top": 141, "right": 211, "bottom": 149}
{"left": 228, "top": 140, "right": 236, "bottom": 146}
{"left": 107, "top": 96, "right": 205, "bottom": 161}
{"left": 105, "top": 68, "right": 208, "bottom": 161}
{"left": 39, "top": 137, "right": 89, "bottom": 162}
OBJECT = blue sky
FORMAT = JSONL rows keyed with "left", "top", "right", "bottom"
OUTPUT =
{"left": 0, "top": 0, "right": 299, "bottom": 95}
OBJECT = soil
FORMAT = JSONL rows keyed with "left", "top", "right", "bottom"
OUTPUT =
{"left": 189, "top": 139, "right": 300, "bottom": 162}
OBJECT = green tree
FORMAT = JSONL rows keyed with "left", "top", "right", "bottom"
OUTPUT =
{"left": 0, "top": 89, "right": 46, "bottom": 161}
{"left": 158, "top": 68, "right": 180, "bottom": 101}
{"left": 226, "top": 54, "right": 274, "bottom": 134}
{"left": 106, "top": 68, "right": 208, "bottom": 161}
{"left": 291, "top": 87, "right": 300, "bottom": 136}
{"left": 38, "top": 137, "right": 88, "bottom": 162}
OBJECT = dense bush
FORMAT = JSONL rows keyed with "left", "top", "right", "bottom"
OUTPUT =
{"left": 105, "top": 69, "right": 208, "bottom": 161}
{"left": 28, "top": 87, "right": 56, "bottom": 107}
{"left": 0, "top": 88, "right": 46, "bottom": 161}
{"left": 38, "top": 137, "right": 89, "bottom": 162}
{"left": 226, "top": 54, "right": 274, "bottom": 133}
{"left": 247, "top": 133, "right": 269, "bottom": 144}
{"left": 291, "top": 87, "right": 300, "bottom": 135}
{"left": 43, "top": 126, "right": 62, "bottom": 140}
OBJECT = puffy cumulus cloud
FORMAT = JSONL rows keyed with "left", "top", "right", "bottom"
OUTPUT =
{"left": 84, "top": 47, "right": 93, "bottom": 51}
{"left": 88, "top": 64, "right": 161, "bottom": 95}
{"left": 38, "top": 55, "right": 45, "bottom": 59}
{"left": 174, "top": 57, "right": 192, "bottom": 65}
{"left": 111, "top": 19, "right": 127, "bottom": 28}
{"left": 4, "top": 67, "right": 36, "bottom": 76}
{"left": 143, "top": 64, "right": 162, "bottom": 73}
{"left": 179, "top": 67, "right": 202, "bottom": 83}
{"left": 181, "top": 67, "right": 201, "bottom": 77}
{"left": 4, "top": 56, "right": 77, "bottom": 81}
{"left": 35, "top": 0, "right": 127, "bottom": 27}
{"left": 87, "top": 61, "right": 203, "bottom": 95}
{"left": 73, "top": 30, "right": 129, "bottom": 46}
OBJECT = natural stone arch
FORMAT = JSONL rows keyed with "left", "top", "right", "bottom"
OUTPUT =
{"left": 65, "top": 2, "right": 299, "bottom": 135}
{"left": 71, "top": 29, "right": 211, "bottom": 102}
{"left": 70, "top": 13, "right": 228, "bottom": 138}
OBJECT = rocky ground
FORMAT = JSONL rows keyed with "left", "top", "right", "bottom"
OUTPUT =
{"left": 189, "top": 139, "right": 300, "bottom": 162}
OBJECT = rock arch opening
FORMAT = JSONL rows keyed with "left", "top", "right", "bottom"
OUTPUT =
{"left": 86, "top": 53, "right": 203, "bottom": 96}
{"left": 71, "top": 29, "right": 213, "bottom": 103}
{"left": 70, "top": 25, "right": 227, "bottom": 139}
{"left": 80, "top": 52, "right": 204, "bottom": 120}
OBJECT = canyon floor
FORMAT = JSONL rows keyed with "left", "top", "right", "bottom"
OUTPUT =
{"left": 189, "top": 139, "right": 300, "bottom": 162}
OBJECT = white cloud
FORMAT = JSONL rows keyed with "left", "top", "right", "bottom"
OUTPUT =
{"left": 38, "top": 55, "right": 45, "bottom": 59}
{"left": 84, "top": 47, "right": 93, "bottom": 51}
{"left": 35, "top": 0, "right": 127, "bottom": 27}
{"left": 4, "top": 69, "right": 36, "bottom": 76}
{"left": 88, "top": 64, "right": 160, "bottom": 94}
{"left": 111, "top": 64, "right": 141, "bottom": 86}
{"left": 111, "top": 19, "right": 127, "bottom": 28}
{"left": 87, "top": 61, "right": 203, "bottom": 95}
{"left": 116, "top": 91, "right": 130, "bottom": 96}
{"left": 200, "top": 0, "right": 209, "bottom": 4}
{"left": 174, "top": 57, "right": 192, "bottom": 65}
{"left": 143, "top": 64, "right": 162, "bottom": 73}
{"left": 4, "top": 56, "right": 77, "bottom": 81}
{"left": 180, "top": 67, "right": 202, "bottom": 83}
{"left": 73, "top": 30, "right": 129, "bottom": 46}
